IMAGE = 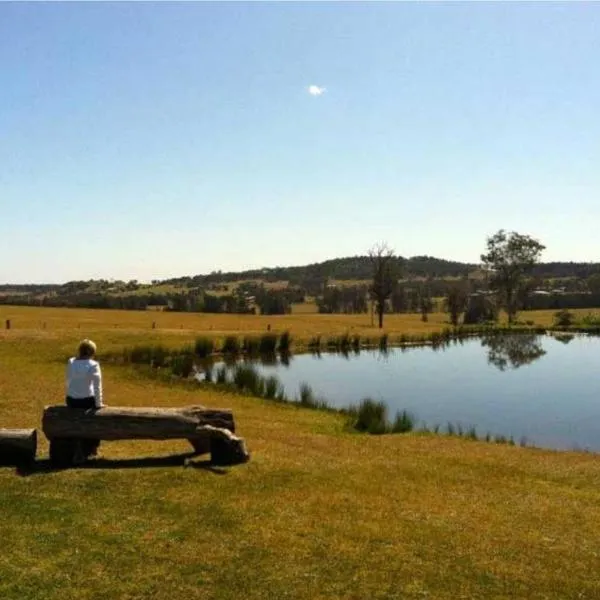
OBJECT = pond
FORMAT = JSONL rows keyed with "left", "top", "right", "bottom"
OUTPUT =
{"left": 217, "top": 334, "right": 600, "bottom": 452}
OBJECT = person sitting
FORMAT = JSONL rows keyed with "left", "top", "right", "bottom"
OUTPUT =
{"left": 65, "top": 339, "right": 105, "bottom": 460}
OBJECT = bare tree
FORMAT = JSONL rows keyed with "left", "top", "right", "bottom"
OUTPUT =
{"left": 368, "top": 243, "right": 399, "bottom": 329}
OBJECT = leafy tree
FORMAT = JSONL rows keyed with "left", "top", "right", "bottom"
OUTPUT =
{"left": 390, "top": 285, "right": 409, "bottom": 313}
{"left": 257, "top": 290, "right": 291, "bottom": 315}
{"left": 418, "top": 286, "right": 434, "bottom": 322}
{"left": 445, "top": 281, "right": 470, "bottom": 326}
{"left": 463, "top": 293, "right": 498, "bottom": 324}
{"left": 587, "top": 274, "right": 600, "bottom": 295}
{"left": 481, "top": 230, "right": 545, "bottom": 324}
{"left": 368, "top": 243, "right": 400, "bottom": 328}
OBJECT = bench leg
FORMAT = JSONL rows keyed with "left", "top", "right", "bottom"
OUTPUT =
{"left": 49, "top": 438, "right": 95, "bottom": 467}
{"left": 49, "top": 438, "right": 77, "bottom": 468}
{"left": 188, "top": 437, "right": 211, "bottom": 456}
{"left": 210, "top": 436, "right": 250, "bottom": 466}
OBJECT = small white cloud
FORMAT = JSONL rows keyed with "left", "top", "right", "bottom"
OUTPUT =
{"left": 308, "top": 85, "right": 326, "bottom": 96}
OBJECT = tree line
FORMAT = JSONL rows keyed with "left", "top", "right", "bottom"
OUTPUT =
{"left": 2, "top": 230, "right": 599, "bottom": 318}
{"left": 371, "top": 230, "right": 547, "bottom": 328}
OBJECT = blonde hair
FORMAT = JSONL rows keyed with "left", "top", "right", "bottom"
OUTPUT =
{"left": 77, "top": 339, "right": 97, "bottom": 359}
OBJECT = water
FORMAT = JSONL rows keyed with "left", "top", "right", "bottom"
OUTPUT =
{"left": 222, "top": 334, "right": 600, "bottom": 452}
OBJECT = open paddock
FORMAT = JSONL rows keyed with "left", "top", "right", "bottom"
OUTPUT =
{"left": 1, "top": 307, "right": 600, "bottom": 599}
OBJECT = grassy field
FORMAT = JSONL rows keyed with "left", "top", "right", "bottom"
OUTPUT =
{"left": 1, "top": 306, "right": 600, "bottom": 599}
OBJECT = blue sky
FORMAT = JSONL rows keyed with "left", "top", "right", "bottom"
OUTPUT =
{"left": 1, "top": 2, "right": 599, "bottom": 283}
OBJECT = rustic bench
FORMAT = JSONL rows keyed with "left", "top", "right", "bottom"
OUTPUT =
{"left": 42, "top": 405, "right": 249, "bottom": 467}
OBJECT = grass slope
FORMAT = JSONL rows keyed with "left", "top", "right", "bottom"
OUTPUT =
{"left": 1, "top": 309, "right": 599, "bottom": 599}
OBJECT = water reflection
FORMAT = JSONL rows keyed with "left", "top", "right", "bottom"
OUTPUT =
{"left": 245, "top": 353, "right": 293, "bottom": 367}
{"left": 552, "top": 333, "right": 575, "bottom": 345}
{"left": 481, "top": 334, "right": 547, "bottom": 371}
{"left": 196, "top": 334, "right": 600, "bottom": 451}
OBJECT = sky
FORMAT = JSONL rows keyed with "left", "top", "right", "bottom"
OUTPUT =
{"left": 1, "top": 2, "right": 599, "bottom": 283}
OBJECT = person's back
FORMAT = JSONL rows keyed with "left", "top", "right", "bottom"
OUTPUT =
{"left": 66, "top": 355, "right": 103, "bottom": 409}
{"left": 65, "top": 339, "right": 104, "bottom": 461}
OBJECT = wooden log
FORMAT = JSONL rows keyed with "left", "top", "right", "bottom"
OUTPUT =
{"left": 199, "top": 425, "right": 250, "bottom": 466}
{"left": 42, "top": 405, "right": 235, "bottom": 440}
{"left": 0, "top": 429, "right": 37, "bottom": 465}
{"left": 43, "top": 405, "right": 250, "bottom": 466}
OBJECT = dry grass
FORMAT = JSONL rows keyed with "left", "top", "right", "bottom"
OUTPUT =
{"left": 1, "top": 308, "right": 600, "bottom": 598}
{"left": 0, "top": 304, "right": 453, "bottom": 337}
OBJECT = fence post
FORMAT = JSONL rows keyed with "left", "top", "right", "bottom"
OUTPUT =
{"left": 5, "top": 319, "right": 10, "bottom": 330}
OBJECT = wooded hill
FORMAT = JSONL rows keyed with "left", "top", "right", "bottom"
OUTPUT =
{"left": 161, "top": 257, "right": 600, "bottom": 287}
{"left": 161, "top": 256, "right": 476, "bottom": 287}
{"left": 153, "top": 257, "right": 600, "bottom": 287}
{"left": 3, "top": 255, "right": 600, "bottom": 293}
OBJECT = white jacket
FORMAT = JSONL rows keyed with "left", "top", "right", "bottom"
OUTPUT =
{"left": 65, "top": 357, "right": 104, "bottom": 408}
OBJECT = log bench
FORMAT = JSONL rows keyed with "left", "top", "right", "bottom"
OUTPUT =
{"left": 42, "top": 405, "right": 249, "bottom": 468}
{"left": 0, "top": 429, "right": 37, "bottom": 465}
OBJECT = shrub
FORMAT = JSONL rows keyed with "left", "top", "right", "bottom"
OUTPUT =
{"left": 194, "top": 337, "right": 215, "bottom": 358}
{"left": 242, "top": 337, "right": 260, "bottom": 355}
{"left": 339, "top": 333, "right": 351, "bottom": 351}
{"left": 580, "top": 313, "right": 600, "bottom": 327}
{"left": 352, "top": 398, "right": 389, "bottom": 435}
{"left": 170, "top": 353, "right": 195, "bottom": 378}
{"left": 127, "top": 344, "right": 170, "bottom": 367}
{"left": 259, "top": 333, "right": 278, "bottom": 354}
{"left": 215, "top": 365, "right": 228, "bottom": 384}
{"left": 391, "top": 410, "right": 414, "bottom": 433}
{"left": 232, "top": 364, "right": 262, "bottom": 395}
{"left": 308, "top": 336, "right": 322, "bottom": 352}
{"left": 554, "top": 309, "right": 575, "bottom": 327}
{"left": 149, "top": 345, "right": 170, "bottom": 368}
{"left": 379, "top": 334, "right": 389, "bottom": 351}
{"left": 278, "top": 331, "right": 292, "bottom": 354}
{"left": 264, "top": 375, "right": 282, "bottom": 400}
{"left": 299, "top": 382, "right": 317, "bottom": 407}
{"left": 222, "top": 336, "right": 240, "bottom": 355}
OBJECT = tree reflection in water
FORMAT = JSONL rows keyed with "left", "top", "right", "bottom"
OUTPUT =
{"left": 481, "top": 334, "right": 547, "bottom": 371}
{"left": 552, "top": 333, "right": 575, "bottom": 345}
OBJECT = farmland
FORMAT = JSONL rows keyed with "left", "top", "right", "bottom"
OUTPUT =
{"left": 1, "top": 306, "right": 600, "bottom": 599}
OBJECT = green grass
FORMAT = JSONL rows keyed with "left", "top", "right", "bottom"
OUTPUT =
{"left": 2, "top": 318, "right": 600, "bottom": 598}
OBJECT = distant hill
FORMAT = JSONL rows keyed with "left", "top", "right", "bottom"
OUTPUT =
{"left": 163, "top": 255, "right": 600, "bottom": 287}
{"left": 2, "top": 256, "right": 600, "bottom": 291}
{"left": 163, "top": 255, "right": 478, "bottom": 287}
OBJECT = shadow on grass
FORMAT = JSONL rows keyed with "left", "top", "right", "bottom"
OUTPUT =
{"left": 13, "top": 453, "right": 229, "bottom": 477}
